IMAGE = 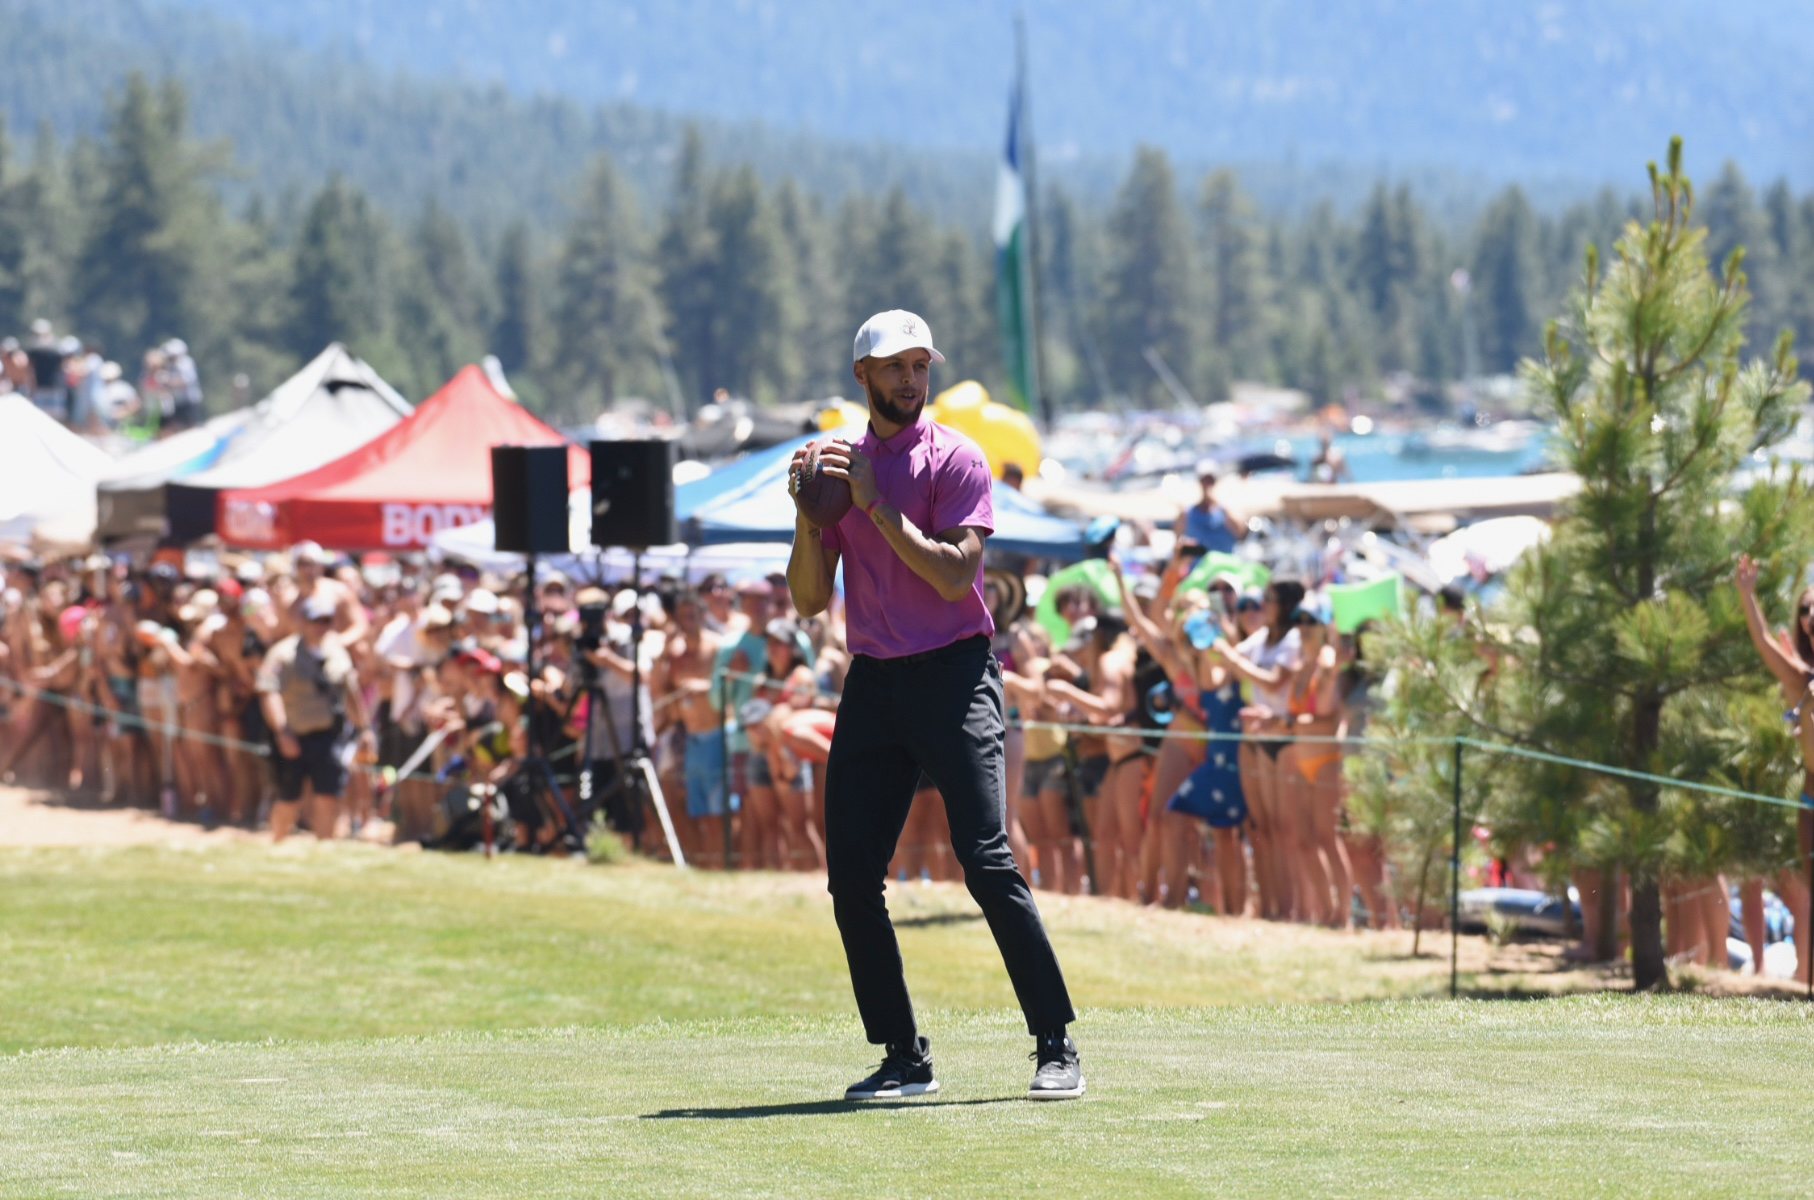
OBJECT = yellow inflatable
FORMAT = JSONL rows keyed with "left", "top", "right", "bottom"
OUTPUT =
{"left": 927, "top": 381, "right": 1042, "bottom": 479}
{"left": 816, "top": 399, "right": 868, "bottom": 431}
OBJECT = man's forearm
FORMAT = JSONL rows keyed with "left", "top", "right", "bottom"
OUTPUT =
{"left": 862, "top": 500, "right": 974, "bottom": 601}
{"left": 787, "top": 517, "right": 834, "bottom": 616}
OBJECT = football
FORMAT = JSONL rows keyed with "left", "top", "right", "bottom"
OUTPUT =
{"left": 792, "top": 440, "right": 854, "bottom": 528}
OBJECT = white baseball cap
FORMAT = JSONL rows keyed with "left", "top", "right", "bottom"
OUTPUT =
{"left": 852, "top": 310, "right": 945, "bottom": 365}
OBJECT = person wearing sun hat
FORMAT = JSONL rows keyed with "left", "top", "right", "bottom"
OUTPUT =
{"left": 786, "top": 310, "right": 1080, "bottom": 1104}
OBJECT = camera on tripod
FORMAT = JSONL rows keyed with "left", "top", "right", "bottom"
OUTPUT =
{"left": 486, "top": 438, "right": 688, "bottom": 866}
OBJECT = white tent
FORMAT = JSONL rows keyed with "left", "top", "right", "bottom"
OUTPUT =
{"left": 0, "top": 396, "right": 117, "bottom": 551}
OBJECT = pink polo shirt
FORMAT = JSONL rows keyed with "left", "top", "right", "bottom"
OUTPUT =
{"left": 821, "top": 413, "right": 995, "bottom": 659}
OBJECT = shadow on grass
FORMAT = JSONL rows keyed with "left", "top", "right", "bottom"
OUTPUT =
{"left": 643, "top": 1097, "right": 1019, "bottom": 1120}
{"left": 894, "top": 911, "right": 986, "bottom": 928}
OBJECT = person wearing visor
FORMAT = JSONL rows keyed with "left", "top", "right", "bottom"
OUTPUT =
{"left": 787, "top": 310, "right": 1080, "bottom": 1102}
{"left": 257, "top": 593, "right": 375, "bottom": 842}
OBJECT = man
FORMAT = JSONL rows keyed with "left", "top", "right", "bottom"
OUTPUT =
{"left": 257, "top": 594, "right": 376, "bottom": 841}
{"left": 697, "top": 573, "right": 736, "bottom": 633}
{"left": 1175, "top": 461, "right": 1242, "bottom": 556}
{"left": 287, "top": 541, "right": 369, "bottom": 645}
{"left": 24, "top": 319, "right": 68, "bottom": 422}
{"left": 787, "top": 310, "right": 1080, "bottom": 1102}
{"left": 650, "top": 588, "right": 725, "bottom": 859}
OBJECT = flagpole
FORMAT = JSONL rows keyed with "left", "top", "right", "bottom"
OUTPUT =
{"left": 1015, "top": 11, "right": 1053, "bottom": 433}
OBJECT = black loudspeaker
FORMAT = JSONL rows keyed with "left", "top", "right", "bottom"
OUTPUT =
{"left": 590, "top": 439, "right": 677, "bottom": 547}
{"left": 491, "top": 445, "right": 571, "bottom": 554}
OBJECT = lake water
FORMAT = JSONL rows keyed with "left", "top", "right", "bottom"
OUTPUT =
{"left": 1268, "top": 429, "right": 1555, "bottom": 482}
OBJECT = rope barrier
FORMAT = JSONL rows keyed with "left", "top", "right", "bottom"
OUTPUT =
{"left": 709, "top": 664, "right": 1801, "bottom": 814}
{"left": 0, "top": 674, "right": 271, "bottom": 756}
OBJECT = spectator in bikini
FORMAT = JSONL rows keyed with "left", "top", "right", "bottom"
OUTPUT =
{"left": 0, "top": 587, "right": 84, "bottom": 789}
{"left": 744, "top": 618, "right": 821, "bottom": 870}
{"left": 202, "top": 580, "right": 269, "bottom": 826}
{"left": 173, "top": 593, "right": 232, "bottom": 824}
{"left": 763, "top": 659, "right": 829, "bottom": 871}
{"left": 1110, "top": 552, "right": 1243, "bottom": 911}
{"left": 987, "top": 569, "right": 1036, "bottom": 884}
{"left": 1278, "top": 592, "right": 1352, "bottom": 927}
{"left": 1211, "top": 579, "right": 1305, "bottom": 920}
{"left": 1010, "top": 618, "right": 1083, "bottom": 894}
{"left": 1336, "top": 623, "right": 1398, "bottom": 929}
{"left": 1735, "top": 552, "right": 1814, "bottom": 985}
{"left": 1048, "top": 609, "right": 1143, "bottom": 899}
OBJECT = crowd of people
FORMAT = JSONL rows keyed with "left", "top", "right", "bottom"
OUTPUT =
{"left": 0, "top": 459, "right": 1800, "bottom": 973}
{"left": 1, "top": 317, "right": 203, "bottom": 435}
{"left": 0, "top": 462, "right": 1412, "bottom": 933}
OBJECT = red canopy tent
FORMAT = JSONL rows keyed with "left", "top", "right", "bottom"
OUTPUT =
{"left": 217, "top": 365, "right": 588, "bottom": 550}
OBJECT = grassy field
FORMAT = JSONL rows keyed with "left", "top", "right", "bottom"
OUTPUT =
{"left": 1, "top": 841, "right": 1483, "bottom": 1052}
{"left": 5, "top": 843, "right": 1812, "bottom": 1197}
{"left": 6, "top": 1002, "right": 1813, "bottom": 1198}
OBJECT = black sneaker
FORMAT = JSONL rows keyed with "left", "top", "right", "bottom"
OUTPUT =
{"left": 1027, "top": 1032, "right": 1084, "bottom": 1100}
{"left": 844, "top": 1036, "right": 938, "bottom": 1101}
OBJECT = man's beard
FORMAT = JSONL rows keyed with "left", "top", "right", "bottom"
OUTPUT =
{"left": 866, "top": 377, "right": 924, "bottom": 427}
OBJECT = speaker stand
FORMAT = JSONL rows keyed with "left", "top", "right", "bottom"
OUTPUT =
{"left": 577, "top": 551, "right": 686, "bottom": 867}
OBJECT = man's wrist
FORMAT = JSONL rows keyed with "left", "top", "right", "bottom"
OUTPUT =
{"left": 861, "top": 495, "right": 883, "bottom": 520}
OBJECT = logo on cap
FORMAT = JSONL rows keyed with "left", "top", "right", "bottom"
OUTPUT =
{"left": 902, "top": 318, "right": 918, "bottom": 335}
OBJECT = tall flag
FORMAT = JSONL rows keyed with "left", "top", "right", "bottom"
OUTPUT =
{"left": 994, "top": 81, "right": 1039, "bottom": 414}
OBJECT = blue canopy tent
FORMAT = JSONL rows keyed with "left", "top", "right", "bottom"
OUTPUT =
{"left": 431, "top": 421, "right": 1084, "bottom": 567}
{"left": 687, "top": 433, "right": 1085, "bottom": 560}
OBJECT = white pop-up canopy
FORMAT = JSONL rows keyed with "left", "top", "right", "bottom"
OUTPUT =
{"left": 0, "top": 395, "right": 117, "bottom": 552}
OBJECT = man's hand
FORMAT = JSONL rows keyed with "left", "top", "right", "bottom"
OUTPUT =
{"left": 788, "top": 444, "right": 823, "bottom": 529}
{"left": 276, "top": 729, "right": 301, "bottom": 759}
{"left": 816, "top": 440, "right": 878, "bottom": 511}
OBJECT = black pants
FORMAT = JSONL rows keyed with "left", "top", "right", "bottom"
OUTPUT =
{"left": 825, "top": 635, "right": 1075, "bottom": 1045}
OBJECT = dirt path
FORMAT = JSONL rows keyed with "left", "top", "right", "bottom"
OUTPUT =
{"left": 0, "top": 785, "right": 261, "bottom": 847}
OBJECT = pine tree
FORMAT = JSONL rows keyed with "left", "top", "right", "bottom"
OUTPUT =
{"left": 930, "top": 227, "right": 996, "bottom": 395}
{"left": 840, "top": 188, "right": 941, "bottom": 326}
{"left": 1471, "top": 185, "right": 1542, "bottom": 374}
{"left": 1198, "top": 169, "right": 1273, "bottom": 396}
{"left": 1372, "top": 140, "right": 1814, "bottom": 990}
{"left": 773, "top": 179, "right": 845, "bottom": 398}
{"left": 491, "top": 220, "right": 539, "bottom": 379}
{"left": 1703, "top": 162, "right": 1784, "bottom": 354}
{"left": 207, "top": 195, "right": 296, "bottom": 402}
{"left": 655, "top": 126, "right": 718, "bottom": 412}
{"left": 1097, "top": 146, "right": 1195, "bottom": 405}
{"left": 553, "top": 154, "right": 662, "bottom": 418}
{"left": 1351, "top": 183, "right": 1425, "bottom": 374}
{"left": 288, "top": 174, "right": 390, "bottom": 362}
{"left": 71, "top": 76, "right": 224, "bottom": 361}
{"left": 697, "top": 165, "right": 797, "bottom": 402}
{"left": 393, "top": 200, "right": 486, "bottom": 396}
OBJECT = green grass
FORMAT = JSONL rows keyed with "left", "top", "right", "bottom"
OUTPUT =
{"left": 5, "top": 1002, "right": 1812, "bottom": 1198}
{"left": 6, "top": 844, "right": 1811, "bottom": 1197}
{"left": 0, "top": 842, "right": 1457, "bottom": 1052}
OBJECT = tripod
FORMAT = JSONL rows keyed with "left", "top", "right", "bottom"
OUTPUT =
{"left": 489, "top": 550, "right": 587, "bottom": 857}
{"left": 575, "top": 551, "right": 686, "bottom": 867}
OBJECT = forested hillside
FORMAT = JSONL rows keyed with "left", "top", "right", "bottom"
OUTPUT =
{"left": 10, "top": 73, "right": 1813, "bottom": 429}
{"left": 7, "top": 2, "right": 1814, "bottom": 428}
{"left": 162, "top": 0, "right": 1814, "bottom": 185}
